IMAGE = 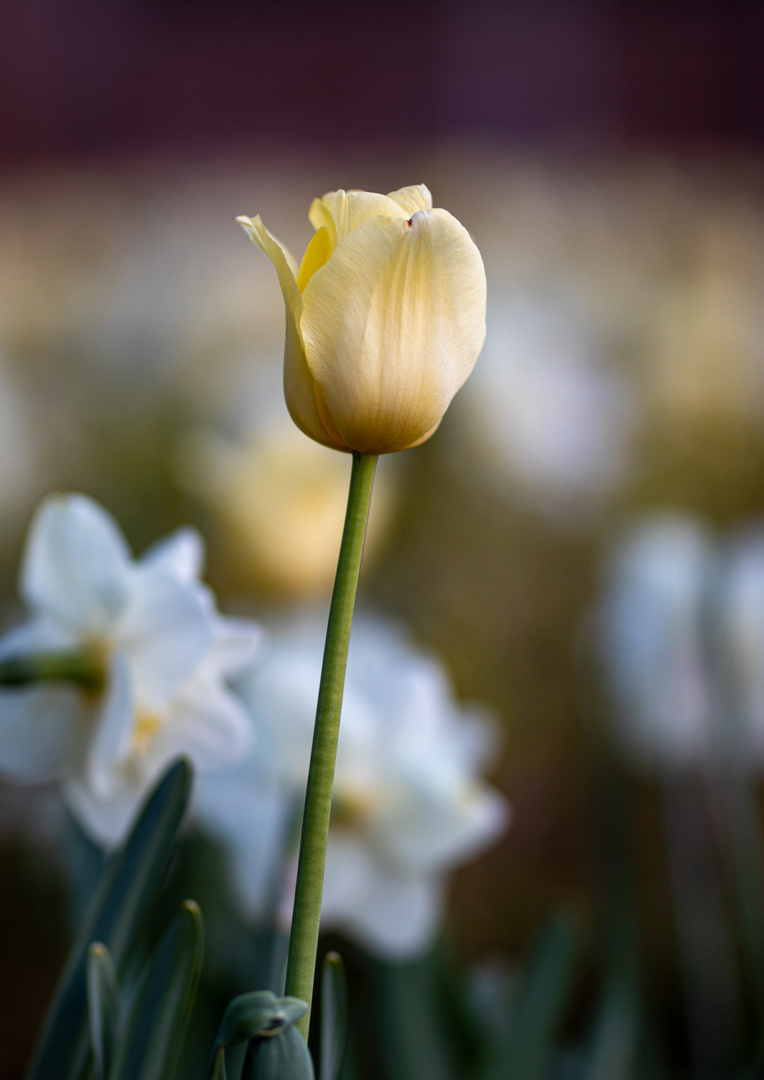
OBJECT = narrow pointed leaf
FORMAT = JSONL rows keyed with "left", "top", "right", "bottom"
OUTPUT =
{"left": 108, "top": 900, "right": 203, "bottom": 1080}
{"left": 210, "top": 1049, "right": 228, "bottom": 1080}
{"left": 87, "top": 943, "right": 120, "bottom": 1080}
{"left": 26, "top": 758, "right": 193, "bottom": 1080}
{"left": 481, "top": 912, "right": 579, "bottom": 1080}
{"left": 320, "top": 952, "right": 346, "bottom": 1080}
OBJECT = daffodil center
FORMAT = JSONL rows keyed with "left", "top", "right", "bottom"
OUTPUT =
{"left": 131, "top": 709, "right": 162, "bottom": 756}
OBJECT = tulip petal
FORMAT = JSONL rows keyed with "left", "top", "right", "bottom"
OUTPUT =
{"left": 386, "top": 184, "right": 433, "bottom": 215}
{"left": 237, "top": 214, "right": 340, "bottom": 450}
{"left": 309, "top": 190, "right": 408, "bottom": 247}
{"left": 301, "top": 209, "right": 486, "bottom": 453}
{"left": 297, "top": 226, "right": 332, "bottom": 292}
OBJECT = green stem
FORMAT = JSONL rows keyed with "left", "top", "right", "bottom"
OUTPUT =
{"left": 284, "top": 450, "right": 377, "bottom": 1038}
{"left": 0, "top": 648, "right": 105, "bottom": 691}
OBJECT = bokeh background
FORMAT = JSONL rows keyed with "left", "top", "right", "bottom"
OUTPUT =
{"left": 3, "top": 2, "right": 764, "bottom": 1076}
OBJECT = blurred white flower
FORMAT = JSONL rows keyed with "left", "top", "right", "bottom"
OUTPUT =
{"left": 0, "top": 494, "right": 261, "bottom": 845}
{"left": 599, "top": 514, "right": 715, "bottom": 767}
{"left": 194, "top": 613, "right": 508, "bottom": 959}
{"left": 721, "top": 529, "right": 764, "bottom": 763}
{"left": 463, "top": 291, "right": 635, "bottom": 521}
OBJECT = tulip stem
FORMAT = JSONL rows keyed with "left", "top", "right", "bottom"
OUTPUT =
{"left": 284, "top": 450, "right": 378, "bottom": 1038}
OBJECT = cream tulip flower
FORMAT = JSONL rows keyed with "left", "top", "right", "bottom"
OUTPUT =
{"left": 236, "top": 185, "right": 486, "bottom": 454}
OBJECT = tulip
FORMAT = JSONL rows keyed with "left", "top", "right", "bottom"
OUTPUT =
{"left": 237, "top": 185, "right": 486, "bottom": 454}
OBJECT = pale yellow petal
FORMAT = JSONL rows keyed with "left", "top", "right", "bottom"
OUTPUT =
{"left": 300, "top": 209, "right": 486, "bottom": 454}
{"left": 236, "top": 215, "right": 339, "bottom": 450}
{"left": 308, "top": 197, "right": 335, "bottom": 234}
{"left": 386, "top": 184, "right": 433, "bottom": 216}
{"left": 297, "top": 226, "right": 333, "bottom": 292}
{"left": 236, "top": 215, "right": 300, "bottom": 292}
{"left": 310, "top": 189, "right": 409, "bottom": 247}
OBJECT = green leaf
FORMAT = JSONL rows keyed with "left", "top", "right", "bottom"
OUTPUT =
{"left": 241, "top": 1024, "right": 315, "bottom": 1080}
{"left": 480, "top": 912, "right": 579, "bottom": 1080}
{"left": 320, "top": 952, "right": 346, "bottom": 1080}
{"left": 26, "top": 757, "right": 193, "bottom": 1080}
{"left": 87, "top": 943, "right": 120, "bottom": 1080}
{"left": 107, "top": 899, "right": 204, "bottom": 1080}
{"left": 210, "top": 1049, "right": 228, "bottom": 1080}
{"left": 206, "top": 993, "right": 309, "bottom": 1080}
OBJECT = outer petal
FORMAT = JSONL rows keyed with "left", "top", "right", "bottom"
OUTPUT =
{"left": 21, "top": 494, "right": 132, "bottom": 634}
{"left": 155, "top": 680, "right": 254, "bottom": 769}
{"left": 194, "top": 771, "right": 293, "bottom": 919}
{"left": 117, "top": 565, "right": 212, "bottom": 706}
{"left": 237, "top": 214, "right": 340, "bottom": 450}
{"left": 386, "top": 184, "right": 433, "bottom": 215}
{"left": 142, "top": 527, "right": 205, "bottom": 583}
{"left": 301, "top": 209, "right": 487, "bottom": 453}
{"left": 374, "top": 782, "right": 510, "bottom": 873}
{"left": 322, "top": 835, "right": 443, "bottom": 958}
{"left": 309, "top": 190, "right": 409, "bottom": 246}
{"left": 84, "top": 650, "right": 134, "bottom": 797}
{"left": 204, "top": 616, "right": 264, "bottom": 677}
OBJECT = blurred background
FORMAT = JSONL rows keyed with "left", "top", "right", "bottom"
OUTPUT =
{"left": 3, "top": 1, "right": 764, "bottom": 1077}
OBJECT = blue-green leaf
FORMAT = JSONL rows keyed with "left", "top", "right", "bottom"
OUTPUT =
{"left": 107, "top": 899, "right": 203, "bottom": 1080}
{"left": 320, "top": 952, "right": 346, "bottom": 1080}
{"left": 241, "top": 1023, "right": 315, "bottom": 1080}
{"left": 87, "top": 943, "right": 120, "bottom": 1080}
{"left": 26, "top": 757, "right": 192, "bottom": 1080}
{"left": 480, "top": 912, "right": 579, "bottom": 1080}
{"left": 207, "top": 992, "right": 309, "bottom": 1080}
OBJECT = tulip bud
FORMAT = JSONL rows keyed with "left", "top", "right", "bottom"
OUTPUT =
{"left": 237, "top": 185, "right": 487, "bottom": 454}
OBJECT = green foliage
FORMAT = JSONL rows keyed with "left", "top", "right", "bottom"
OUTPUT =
{"left": 207, "top": 991, "right": 313, "bottom": 1080}
{"left": 320, "top": 952, "right": 346, "bottom": 1080}
{"left": 477, "top": 913, "right": 579, "bottom": 1080}
{"left": 86, "top": 944, "right": 119, "bottom": 1080}
{"left": 107, "top": 900, "right": 203, "bottom": 1080}
{"left": 25, "top": 758, "right": 193, "bottom": 1080}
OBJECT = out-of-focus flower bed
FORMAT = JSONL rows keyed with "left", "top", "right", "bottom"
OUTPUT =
{"left": 3, "top": 148, "right": 764, "bottom": 1077}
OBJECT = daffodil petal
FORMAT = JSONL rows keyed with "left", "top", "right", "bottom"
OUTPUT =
{"left": 86, "top": 650, "right": 134, "bottom": 796}
{"left": 21, "top": 495, "right": 132, "bottom": 634}
{"left": 143, "top": 527, "right": 205, "bottom": 583}
{"left": 322, "top": 836, "right": 443, "bottom": 958}
{"left": 301, "top": 209, "right": 486, "bottom": 453}
{"left": 118, "top": 565, "right": 212, "bottom": 706}
{"left": 386, "top": 184, "right": 433, "bottom": 215}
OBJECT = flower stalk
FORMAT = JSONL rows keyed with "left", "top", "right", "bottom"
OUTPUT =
{"left": 0, "top": 648, "right": 105, "bottom": 691}
{"left": 284, "top": 450, "right": 377, "bottom": 1037}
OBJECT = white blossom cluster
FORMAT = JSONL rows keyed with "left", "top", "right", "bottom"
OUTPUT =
{"left": 0, "top": 494, "right": 508, "bottom": 957}
{"left": 600, "top": 512, "right": 764, "bottom": 769}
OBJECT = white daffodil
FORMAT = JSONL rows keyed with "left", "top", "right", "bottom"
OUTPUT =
{"left": 598, "top": 513, "right": 715, "bottom": 767}
{"left": 194, "top": 613, "right": 508, "bottom": 959}
{"left": 0, "top": 493, "right": 261, "bottom": 845}
{"left": 720, "top": 529, "right": 764, "bottom": 765}
{"left": 237, "top": 185, "right": 486, "bottom": 454}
